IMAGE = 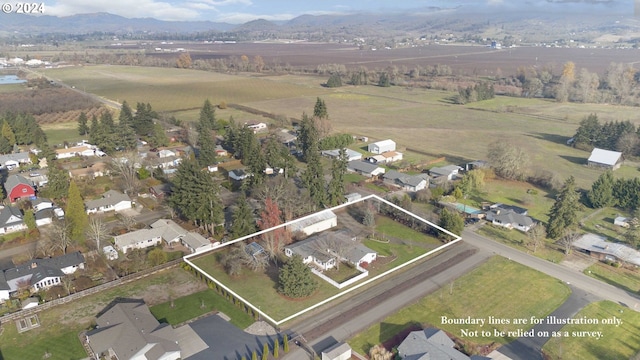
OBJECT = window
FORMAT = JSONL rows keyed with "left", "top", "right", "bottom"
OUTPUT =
{"left": 22, "top": 188, "right": 27, "bottom": 193}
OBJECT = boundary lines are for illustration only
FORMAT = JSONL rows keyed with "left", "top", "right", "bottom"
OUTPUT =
{"left": 183, "top": 194, "right": 462, "bottom": 326}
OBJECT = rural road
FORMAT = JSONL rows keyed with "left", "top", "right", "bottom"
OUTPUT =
{"left": 461, "top": 229, "right": 640, "bottom": 312}
{"left": 282, "top": 241, "right": 492, "bottom": 359}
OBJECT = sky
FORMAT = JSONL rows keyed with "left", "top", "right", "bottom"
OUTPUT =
{"left": 39, "top": 0, "right": 630, "bottom": 23}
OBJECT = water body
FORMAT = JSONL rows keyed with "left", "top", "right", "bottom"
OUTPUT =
{"left": 0, "top": 75, "right": 26, "bottom": 85}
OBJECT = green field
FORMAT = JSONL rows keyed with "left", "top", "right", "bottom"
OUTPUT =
{"left": 476, "top": 225, "right": 566, "bottom": 263}
{"left": 543, "top": 301, "right": 640, "bottom": 360}
{"left": 375, "top": 216, "right": 442, "bottom": 246}
{"left": 348, "top": 256, "right": 571, "bottom": 355}
{"left": 585, "top": 262, "right": 640, "bottom": 294}
{"left": 41, "top": 121, "right": 84, "bottom": 146}
{"left": 150, "top": 289, "right": 254, "bottom": 329}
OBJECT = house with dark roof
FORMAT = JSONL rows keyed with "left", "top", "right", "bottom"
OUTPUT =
{"left": 0, "top": 151, "right": 31, "bottom": 169}
{"left": 35, "top": 207, "right": 64, "bottom": 227}
{"left": 0, "top": 252, "right": 85, "bottom": 301}
{"left": 149, "top": 183, "right": 171, "bottom": 199}
{"left": 85, "top": 190, "right": 132, "bottom": 214}
{"left": 229, "top": 168, "right": 251, "bottom": 181}
{"left": 4, "top": 174, "right": 35, "bottom": 203}
{"left": 588, "top": 148, "right": 623, "bottom": 170}
{"left": 285, "top": 230, "right": 376, "bottom": 270}
{"left": 485, "top": 205, "right": 535, "bottom": 232}
{"left": 398, "top": 328, "right": 490, "bottom": 360}
{"left": 0, "top": 206, "right": 26, "bottom": 234}
{"left": 383, "top": 170, "right": 429, "bottom": 192}
{"left": 346, "top": 160, "right": 385, "bottom": 178}
{"left": 86, "top": 300, "right": 181, "bottom": 360}
{"left": 429, "top": 165, "right": 463, "bottom": 181}
{"left": 574, "top": 233, "right": 640, "bottom": 266}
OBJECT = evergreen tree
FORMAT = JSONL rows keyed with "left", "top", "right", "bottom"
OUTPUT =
{"left": 378, "top": 72, "right": 391, "bottom": 87}
{"left": 278, "top": 254, "right": 318, "bottom": 298}
{"left": 326, "top": 73, "right": 342, "bottom": 88}
{"left": 230, "top": 194, "right": 257, "bottom": 238}
{"left": 116, "top": 122, "right": 138, "bottom": 151}
{"left": 298, "top": 113, "right": 319, "bottom": 163}
{"left": 588, "top": 171, "right": 616, "bottom": 208}
{"left": 573, "top": 114, "right": 601, "bottom": 148}
{"left": 118, "top": 101, "right": 134, "bottom": 127}
{"left": 149, "top": 123, "right": 169, "bottom": 148}
{"left": 327, "top": 149, "right": 347, "bottom": 206}
{"left": 199, "top": 99, "right": 217, "bottom": 131}
{"left": 283, "top": 334, "right": 289, "bottom": 353}
{"left": 313, "top": 97, "right": 328, "bottom": 119}
{"left": 251, "top": 350, "right": 257, "bottom": 360}
{"left": 24, "top": 209, "right": 36, "bottom": 230}
{"left": 547, "top": 176, "right": 580, "bottom": 239}
{"left": 46, "top": 165, "right": 70, "bottom": 200}
{"left": 133, "top": 102, "right": 156, "bottom": 136}
{"left": 196, "top": 122, "right": 218, "bottom": 167}
{"left": 0, "top": 136, "right": 11, "bottom": 154}
{"left": 439, "top": 208, "right": 464, "bottom": 237}
{"left": 77, "top": 112, "right": 89, "bottom": 136}
{"left": 65, "top": 180, "right": 88, "bottom": 243}
{"left": 89, "top": 115, "right": 103, "bottom": 147}
{"left": 261, "top": 343, "right": 268, "bottom": 360}
{"left": 302, "top": 148, "right": 326, "bottom": 208}
{"left": 2, "top": 121, "right": 16, "bottom": 145}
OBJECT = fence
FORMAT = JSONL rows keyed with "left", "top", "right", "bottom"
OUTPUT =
{"left": 310, "top": 266, "right": 369, "bottom": 289}
{"left": 0, "top": 258, "right": 183, "bottom": 324}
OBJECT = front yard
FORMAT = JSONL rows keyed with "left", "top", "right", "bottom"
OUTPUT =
{"left": 584, "top": 262, "right": 640, "bottom": 294}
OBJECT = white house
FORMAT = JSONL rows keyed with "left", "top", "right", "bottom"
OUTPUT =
{"left": 368, "top": 139, "right": 396, "bottom": 154}
{"left": 0, "top": 206, "right": 27, "bottom": 234}
{"left": 487, "top": 209, "right": 535, "bottom": 232}
{"left": 346, "top": 244, "right": 377, "bottom": 266}
{"left": 346, "top": 161, "right": 385, "bottom": 178}
{"left": 85, "top": 190, "right": 132, "bottom": 214}
{"left": 32, "top": 198, "right": 54, "bottom": 212}
{"left": 246, "top": 122, "right": 268, "bottom": 133}
{"left": 158, "top": 149, "right": 176, "bottom": 158}
{"left": 55, "top": 145, "right": 97, "bottom": 159}
{"left": 0, "top": 252, "right": 85, "bottom": 301}
{"left": 181, "top": 232, "right": 211, "bottom": 254}
{"left": 285, "top": 230, "right": 377, "bottom": 270}
{"left": 429, "top": 165, "right": 463, "bottom": 181}
{"left": 383, "top": 170, "right": 429, "bottom": 192}
{"left": 287, "top": 210, "right": 337, "bottom": 236}
{"left": 614, "top": 216, "right": 630, "bottom": 228}
{"left": 113, "top": 219, "right": 187, "bottom": 254}
{"left": 103, "top": 245, "right": 119, "bottom": 260}
{"left": 321, "top": 149, "right": 363, "bottom": 162}
{"left": 35, "top": 207, "right": 64, "bottom": 227}
{"left": 229, "top": 169, "right": 251, "bottom": 181}
{"left": 0, "top": 152, "right": 31, "bottom": 169}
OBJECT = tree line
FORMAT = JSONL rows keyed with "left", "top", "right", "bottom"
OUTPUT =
{"left": 571, "top": 113, "right": 640, "bottom": 156}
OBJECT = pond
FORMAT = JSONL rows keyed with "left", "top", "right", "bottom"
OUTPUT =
{"left": 0, "top": 75, "right": 26, "bottom": 85}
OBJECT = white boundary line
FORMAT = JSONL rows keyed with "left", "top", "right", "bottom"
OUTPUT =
{"left": 183, "top": 194, "right": 462, "bottom": 326}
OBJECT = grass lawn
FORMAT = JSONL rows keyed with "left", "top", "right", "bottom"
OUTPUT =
{"left": 375, "top": 216, "right": 442, "bottom": 247}
{"left": 41, "top": 121, "right": 84, "bottom": 147}
{"left": 0, "top": 268, "right": 205, "bottom": 360}
{"left": 323, "top": 263, "right": 363, "bottom": 283}
{"left": 543, "top": 301, "right": 640, "bottom": 360}
{"left": 476, "top": 224, "right": 565, "bottom": 263}
{"left": 362, "top": 239, "right": 429, "bottom": 277}
{"left": 348, "top": 256, "right": 571, "bottom": 355}
{"left": 580, "top": 206, "right": 631, "bottom": 243}
{"left": 584, "top": 262, "right": 640, "bottom": 294}
{"left": 150, "top": 289, "right": 254, "bottom": 329}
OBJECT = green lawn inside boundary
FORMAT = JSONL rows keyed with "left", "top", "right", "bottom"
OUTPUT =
{"left": 0, "top": 330, "right": 86, "bottom": 360}
{"left": 375, "top": 216, "right": 442, "bottom": 247}
{"left": 543, "top": 301, "right": 640, "bottom": 360}
{"left": 150, "top": 289, "right": 254, "bottom": 329}
{"left": 584, "top": 262, "right": 640, "bottom": 294}
{"left": 348, "top": 256, "right": 571, "bottom": 355}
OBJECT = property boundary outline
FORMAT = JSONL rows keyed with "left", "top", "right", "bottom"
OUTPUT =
{"left": 183, "top": 194, "right": 462, "bottom": 326}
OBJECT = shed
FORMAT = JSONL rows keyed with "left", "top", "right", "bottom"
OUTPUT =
{"left": 588, "top": 148, "right": 623, "bottom": 170}
{"left": 368, "top": 139, "right": 396, "bottom": 154}
{"left": 321, "top": 342, "right": 352, "bottom": 360}
{"left": 614, "top": 216, "right": 630, "bottom": 228}
{"left": 288, "top": 210, "right": 337, "bottom": 236}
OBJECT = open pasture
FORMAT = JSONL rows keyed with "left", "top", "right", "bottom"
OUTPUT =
{"left": 43, "top": 65, "right": 328, "bottom": 112}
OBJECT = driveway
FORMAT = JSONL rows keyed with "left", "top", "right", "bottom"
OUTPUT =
{"left": 187, "top": 314, "right": 281, "bottom": 360}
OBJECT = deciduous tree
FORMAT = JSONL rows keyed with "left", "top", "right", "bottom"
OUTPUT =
{"left": 86, "top": 217, "right": 108, "bottom": 250}
{"left": 439, "top": 208, "right": 464, "bottom": 237}
{"left": 257, "top": 198, "right": 290, "bottom": 262}
{"left": 487, "top": 140, "right": 529, "bottom": 181}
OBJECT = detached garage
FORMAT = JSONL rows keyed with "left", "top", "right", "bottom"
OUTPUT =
{"left": 288, "top": 210, "right": 337, "bottom": 236}
{"left": 322, "top": 342, "right": 352, "bottom": 360}
{"left": 368, "top": 139, "right": 396, "bottom": 154}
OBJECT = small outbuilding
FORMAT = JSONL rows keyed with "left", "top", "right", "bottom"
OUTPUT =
{"left": 367, "top": 139, "right": 396, "bottom": 154}
{"left": 321, "top": 342, "right": 352, "bottom": 360}
{"left": 588, "top": 148, "right": 623, "bottom": 170}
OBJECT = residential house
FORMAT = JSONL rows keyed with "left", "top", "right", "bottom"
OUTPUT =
{"left": 367, "top": 139, "right": 396, "bottom": 154}
{"left": 4, "top": 174, "right": 35, "bottom": 202}
{"left": 68, "top": 162, "right": 108, "bottom": 180}
{"left": 321, "top": 149, "right": 363, "bottom": 162}
{"left": 0, "top": 252, "right": 85, "bottom": 301}
{"left": 285, "top": 230, "right": 376, "bottom": 270}
{"left": 181, "top": 232, "right": 211, "bottom": 254}
{"left": 398, "top": 328, "right": 490, "bottom": 360}
{"left": 383, "top": 170, "right": 429, "bottom": 192}
{"left": 0, "top": 206, "right": 26, "bottom": 234}
{"left": 0, "top": 151, "right": 31, "bottom": 169}
{"left": 485, "top": 205, "right": 535, "bottom": 232}
{"left": 103, "top": 245, "right": 119, "bottom": 260}
{"left": 346, "top": 244, "right": 377, "bottom": 266}
{"left": 147, "top": 155, "right": 182, "bottom": 169}
{"left": 588, "top": 148, "right": 623, "bottom": 170}
{"left": 85, "top": 190, "right": 132, "bottom": 214}
{"left": 113, "top": 219, "right": 187, "bottom": 253}
{"left": 614, "top": 216, "right": 630, "bottom": 228}
{"left": 321, "top": 342, "right": 352, "bottom": 360}
{"left": 207, "top": 164, "right": 219, "bottom": 172}
{"left": 344, "top": 193, "right": 362, "bottom": 203}
{"left": 277, "top": 130, "right": 297, "bottom": 147}
{"left": 149, "top": 183, "right": 171, "bottom": 199}
{"left": 35, "top": 207, "right": 64, "bottom": 227}
{"left": 29, "top": 174, "right": 48, "bottom": 187}
{"left": 215, "top": 145, "right": 228, "bottom": 157}
{"left": 284, "top": 236, "right": 337, "bottom": 270}
{"left": 288, "top": 210, "right": 337, "bottom": 236}
{"left": 573, "top": 233, "right": 640, "bottom": 266}
{"left": 157, "top": 149, "right": 176, "bottom": 158}
{"left": 346, "top": 161, "right": 385, "bottom": 178}
{"left": 429, "top": 165, "right": 463, "bottom": 181}
{"left": 381, "top": 151, "right": 403, "bottom": 163}
{"left": 32, "top": 198, "right": 54, "bottom": 212}
{"left": 55, "top": 145, "right": 97, "bottom": 159}
{"left": 86, "top": 301, "right": 181, "bottom": 360}
{"left": 246, "top": 122, "right": 268, "bottom": 133}
{"left": 229, "top": 169, "right": 251, "bottom": 181}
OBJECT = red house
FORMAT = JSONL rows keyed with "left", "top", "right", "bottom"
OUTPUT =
{"left": 4, "top": 175, "right": 35, "bottom": 203}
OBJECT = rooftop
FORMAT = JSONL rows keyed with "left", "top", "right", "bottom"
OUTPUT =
{"left": 588, "top": 148, "right": 622, "bottom": 166}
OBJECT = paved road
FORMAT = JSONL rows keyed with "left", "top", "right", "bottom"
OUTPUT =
{"left": 461, "top": 229, "right": 640, "bottom": 311}
{"left": 283, "top": 241, "right": 492, "bottom": 359}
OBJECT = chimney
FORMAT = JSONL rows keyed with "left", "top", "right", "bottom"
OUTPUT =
{"left": 31, "top": 262, "right": 37, "bottom": 269}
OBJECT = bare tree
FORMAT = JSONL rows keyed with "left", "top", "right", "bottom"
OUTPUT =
{"left": 50, "top": 220, "right": 72, "bottom": 254}
{"left": 118, "top": 214, "right": 138, "bottom": 231}
{"left": 36, "top": 237, "right": 56, "bottom": 257}
{"left": 86, "top": 217, "right": 108, "bottom": 251}
{"left": 487, "top": 140, "right": 529, "bottom": 181}
{"left": 313, "top": 233, "right": 356, "bottom": 270}
{"left": 557, "top": 229, "right": 581, "bottom": 255}
{"left": 109, "top": 152, "right": 143, "bottom": 195}
{"left": 527, "top": 223, "right": 546, "bottom": 253}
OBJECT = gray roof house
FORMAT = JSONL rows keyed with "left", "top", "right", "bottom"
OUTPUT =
{"left": 0, "top": 205, "right": 27, "bottom": 235}
{"left": 383, "top": 170, "right": 429, "bottom": 192}
{"left": 85, "top": 190, "right": 132, "bottom": 214}
{"left": 588, "top": 148, "right": 623, "bottom": 170}
{"left": 429, "top": 165, "right": 463, "bottom": 181}
{"left": 321, "top": 148, "right": 363, "bottom": 162}
{"left": 113, "top": 219, "right": 187, "bottom": 254}
{"left": 0, "top": 151, "right": 31, "bottom": 168}
{"left": 285, "top": 230, "right": 376, "bottom": 270}
{"left": 346, "top": 160, "right": 385, "bottom": 178}
{"left": 398, "top": 328, "right": 490, "bottom": 360}
{"left": 485, "top": 208, "right": 535, "bottom": 232}
{"left": 0, "top": 252, "right": 85, "bottom": 301}
{"left": 181, "top": 232, "right": 211, "bottom": 254}
{"left": 574, "top": 233, "right": 640, "bottom": 266}
{"left": 86, "top": 301, "right": 181, "bottom": 360}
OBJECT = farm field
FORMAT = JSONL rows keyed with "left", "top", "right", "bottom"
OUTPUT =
{"left": 348, "top": 256, "right": 571, "bottom": 355}
{"left": 543, "top": 301, "right": 640, "bottom": 360}
{"left": 39, "top": 64, "right": 640, "bottom": 189}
